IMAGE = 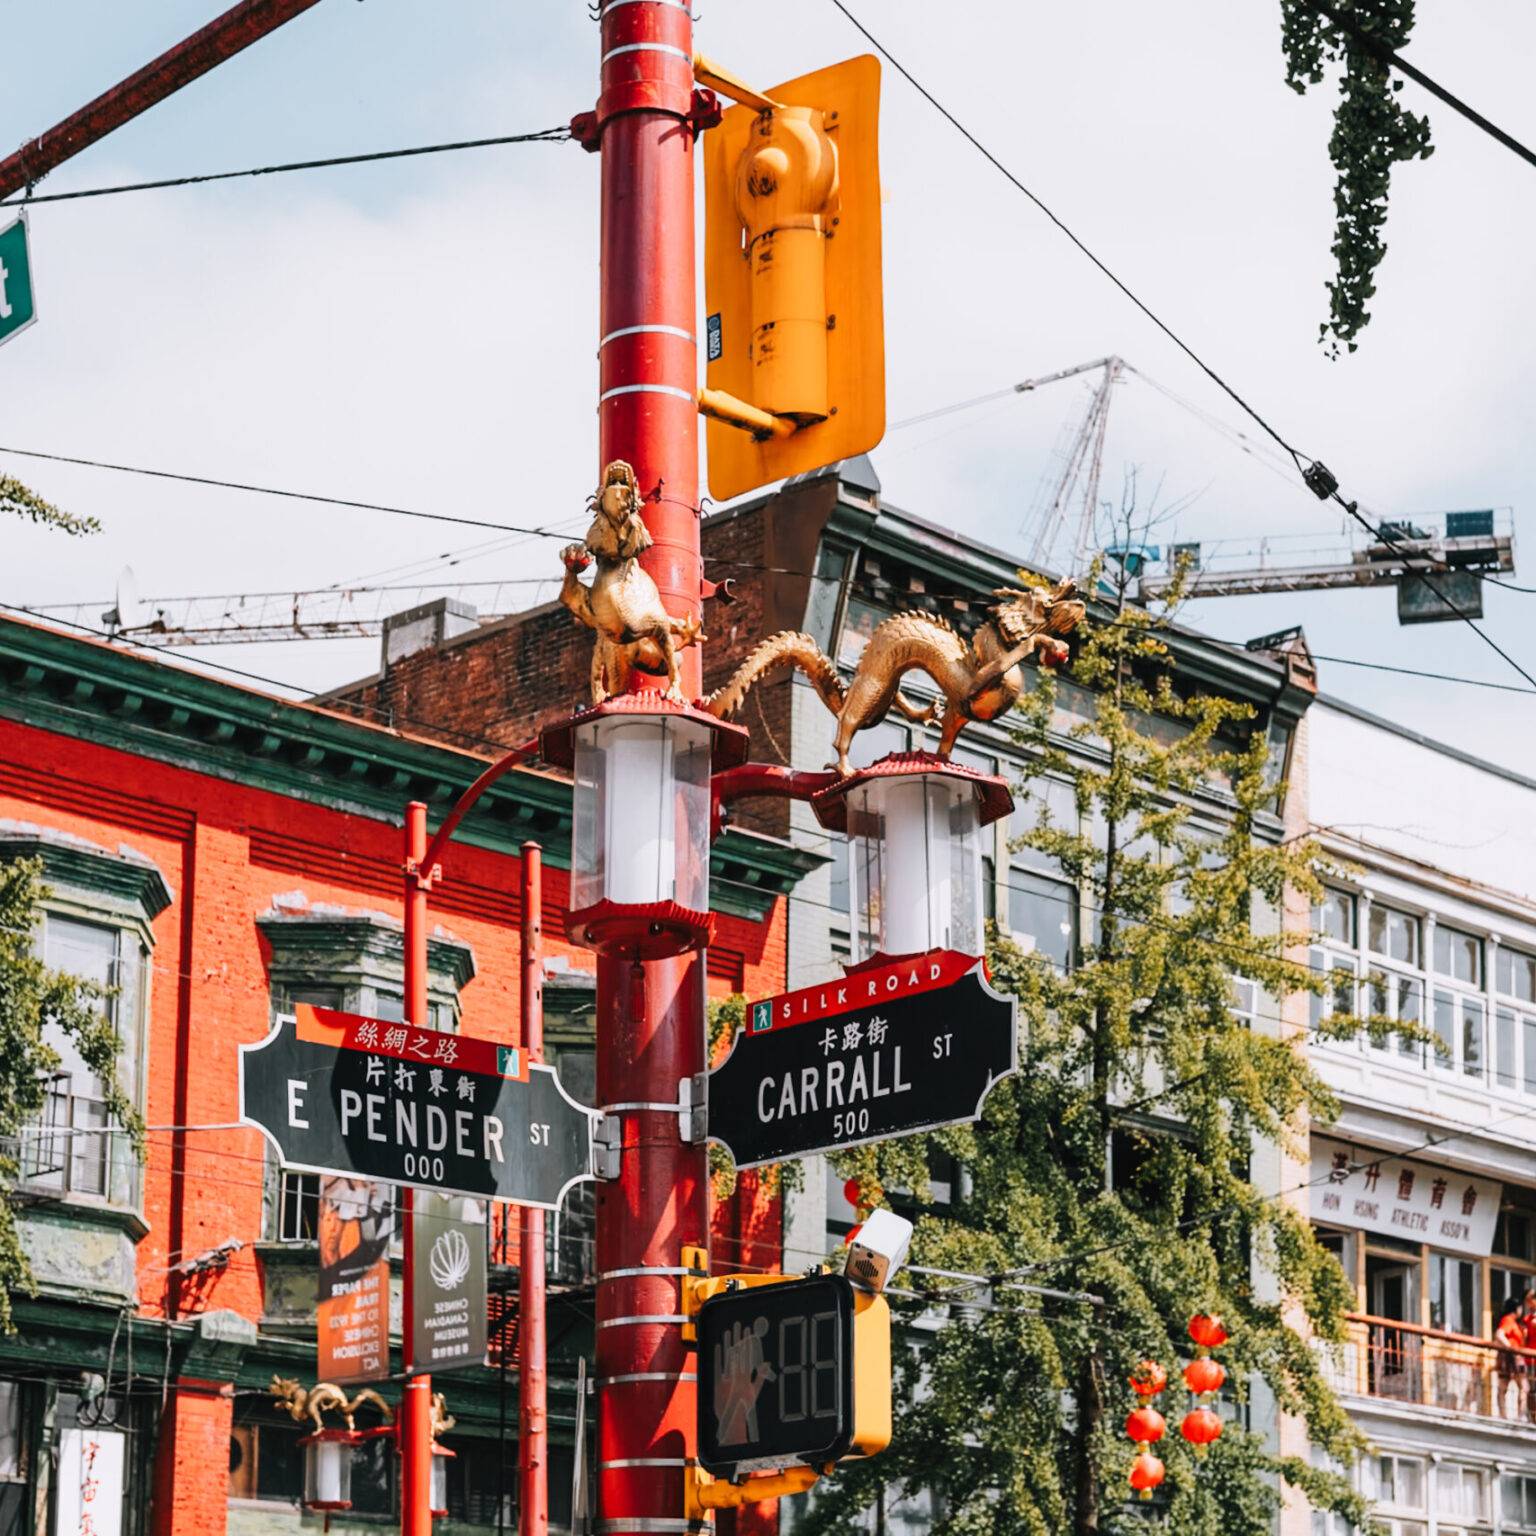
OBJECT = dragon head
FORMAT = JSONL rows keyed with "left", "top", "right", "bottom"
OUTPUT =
{"left": 586, "top": 459, "right": 653, "bottom": 560}
{"left": 988, "top": 577, "right": 1085, "bottom": 645}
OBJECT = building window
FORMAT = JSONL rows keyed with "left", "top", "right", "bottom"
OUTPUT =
{"left": 1317, "top": 888, "right": 1355, "bottom": 946}
{"left": 1503, "top": 1472, "right": 1536, "bottom": 1532}
{"left": 1008, "top": 776, "right": 1078, "bottom": 970}
{"left": 1433, "top": 1461, "right": 1489, "bottom": 1527}
{"left": 1428, "top": 1251, "right": 1480, "bottom": 1335}
{"left": 1498, "top": 947, "right": 1536, "bottom": 1004}
{"left": 1435, "top": 924, "right": 1483, "bottom": 987}
{"left": 21, "top": 913, "right": 147, "bottom": 1207}
{"left": 1369, "top": 903, "right": 1421, "bottom": 967}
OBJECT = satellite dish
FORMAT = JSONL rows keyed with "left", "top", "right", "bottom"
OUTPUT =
{"left": 101, "top": 566, "right": 145, "bottom": 634}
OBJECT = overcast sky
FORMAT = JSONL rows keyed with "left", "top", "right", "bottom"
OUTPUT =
{"left": 4, "top": 1, "right": 1534, "bottom": 771}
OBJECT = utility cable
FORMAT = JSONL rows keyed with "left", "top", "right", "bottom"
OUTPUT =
{"left": 1298, "top": 0, "right": 1536, "bottom": 173}
{"left": 0, "top": 128, "right": 572, "bottom": 208}
{"left": 0, "top": 445, "right": 573, "bottom": 539}
{"left": 824, "top": 0, "right": 1536, "bottom": 693}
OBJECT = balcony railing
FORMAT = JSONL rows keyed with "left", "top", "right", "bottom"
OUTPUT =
{"left": 1321, "top": 1312, "right": 1536, "bottom": 1425}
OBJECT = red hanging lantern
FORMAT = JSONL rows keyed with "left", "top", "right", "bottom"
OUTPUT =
{"left": 843, "top": 1177, "right": 863, "bottom": 1208}
{"left": 1180, "top": 1407, "right": 1223, "bottom": 1453}
{"left": 1188, "top": 1313, "right": 1229, "bottom": 1351}
{"left": 1128, "top": 1452, "right": 1166, "bottom": 1501}
{"left": 842, "top": 1223, "right": 863, "bottom": 1247}
{"left": 1183, "top": 1356, "right": 1227, "bottom": 1397}
{"left": 1129, "top": 1359, "right": 1168, "bottom": 1397}
{"left": 1125, "top": 1407, "right": 1166, "bottom": 1446}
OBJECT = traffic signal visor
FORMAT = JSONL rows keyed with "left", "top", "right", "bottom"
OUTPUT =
{"left": 703, "top": 54, "right": 884, "bottom": 502}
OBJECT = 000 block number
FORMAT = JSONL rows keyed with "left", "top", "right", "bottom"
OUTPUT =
{"left": 401, "top": 1151, "right": 446, "bottom": 1183}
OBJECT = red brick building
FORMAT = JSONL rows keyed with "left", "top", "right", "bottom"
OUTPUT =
{"left": 0, "top": 610, "right": 805, "bottom": 1535}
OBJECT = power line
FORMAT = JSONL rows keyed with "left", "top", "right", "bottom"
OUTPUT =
{"left": 1299, "top": 0, "right": 1536, "bottom": 174}
{"left": 823, "top": 0, "right": 1536, "bottom": 694}
{"left": 0, "top": 445, "right": 572, "bottom": 539}
{"left": 0, "top": 127, "right": 572, "bottom": 208}
{"left": 1306, "top": 653, "right": 1536, "bottom": 697}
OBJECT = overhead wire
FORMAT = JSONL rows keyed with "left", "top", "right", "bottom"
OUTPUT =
{"left": 0, "top": 445, "right": 576, "bottom": 540}
{"left": 823, "top": 0, "right": 1536, "bottom": 693}
{"left": 0, "top": 127, "right": 573, "bottom": 208}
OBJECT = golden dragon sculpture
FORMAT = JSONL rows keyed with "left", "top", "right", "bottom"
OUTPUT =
{"left": 269, "top": 1375, "right": 455, "bottom": 1436}
{"left": 703, "top": 578, "right": 1084, "bottom": 774}
{"left": 560, "top": 460, "right": 704, "bottom": 704}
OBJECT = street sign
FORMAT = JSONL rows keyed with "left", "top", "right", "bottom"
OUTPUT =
{"left": 696, "top": 1272, "right": 890, "bottom": 1478}
{"left": 405, "top": 1191, "right": 489, "bottom": 1374}
{"left": 240, "top": 1005, "right": 597, "bottom": 1212}
{"left": 0, "top": 213, "right": 37, "bottom": 348}
{"left": 708, "top": 951, "right": 1017, "bottom": 1169}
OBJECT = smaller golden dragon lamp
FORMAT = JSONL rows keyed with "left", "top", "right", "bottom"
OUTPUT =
{"left": 703, "top": 579, "right": 1084, "bottom": 775}
{"left": 558, "top": 460, "right": 704, "bottom": 704}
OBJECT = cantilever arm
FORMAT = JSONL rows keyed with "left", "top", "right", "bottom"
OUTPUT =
{"left": 415, "top": 739, "right": 540, "bottom": 882}
{"left": 710, "top": 762, "right": 840, "bottom": 839}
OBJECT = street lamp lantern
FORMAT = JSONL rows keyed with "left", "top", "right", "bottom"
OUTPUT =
{"left": 300, "top": 1427, "right": 357, "bottom": 1512}
{"left": 541, "top": 696, "right": 748, "bottom": 959}
{"left": 429, "top": 1442, "right": 455, "bottom": 1518}
{"left": 813, "top": 753, "right": 1013, "bottom": 964}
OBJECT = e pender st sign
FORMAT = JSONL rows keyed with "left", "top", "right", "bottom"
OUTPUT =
{"left": 240, "top": 1005, "right": 597, "bottom": 1212}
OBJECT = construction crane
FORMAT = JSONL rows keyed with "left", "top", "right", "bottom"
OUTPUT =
{"left": 1134, "top": 510, "right": 1516, "bottom": 624}
{"left": 32, "top": 577, "right": 551, "bottom": 647}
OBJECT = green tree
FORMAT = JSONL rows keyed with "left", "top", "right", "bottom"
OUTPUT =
{"left": 1279, "top": 0, "right": 1434, "bottom": 356}
{"left": 1, "top": 474, "right": 99, "bottom": 536}
{"left": 797, "top": 564, "right": 1376, "bottom": 1535}
{"left": 0, "top": 858, "right": 141, "bottom": 1331}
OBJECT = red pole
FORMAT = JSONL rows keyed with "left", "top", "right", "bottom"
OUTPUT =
{"left": 592, "top": 3, "right": 709, "bottom": 1533}
{"left": 402, "top": 802, "right": 433, "bottom": 1536}
{"left": 0, "top": 0, "right": 325, "bottom": 201}
{"left": 518, "top": 845, "right": 548, "bottom": 1536}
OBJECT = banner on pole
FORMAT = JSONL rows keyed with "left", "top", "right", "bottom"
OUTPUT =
{"left": 317, "top": 1176, "right": 392, "bottom": 1384}
{"left": 405, "top": 1191, "right": 488, "bottom": 1375}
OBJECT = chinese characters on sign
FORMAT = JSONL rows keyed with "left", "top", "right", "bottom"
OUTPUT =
{"left": 57, "top": 1427, "right": 125, "bottom": 1536}
{"left": 405, "top": 1191, "right": 488, "bottom": 1375}
{"left": 239, "top": 1006, "right": 597, "bottom": 1210}
{"left": 1309, "top": 1136, "right": 1503, "bottom": 1258}
{"left": 709, "top": 952, "right": 1016, "bottom": 1169}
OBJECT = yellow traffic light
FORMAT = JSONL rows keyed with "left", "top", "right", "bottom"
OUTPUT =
{"left": 849, "top": 1285, "right": 892, "bottom": 1460}
{"left": 702, "top": 55, "right": 884, "bottom": 502}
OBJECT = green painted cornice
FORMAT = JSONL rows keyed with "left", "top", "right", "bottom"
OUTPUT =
{"left": 0, "top": 616, "right": 822, "bottom": 923}
{"left": 0, "top": 823, "right": 172, "bottom": 918}
{"left": 711, "top": 828, "right": 828, "bottom": 919}
{"left": 0, "top": 613, "right": 575, "bottom": 862}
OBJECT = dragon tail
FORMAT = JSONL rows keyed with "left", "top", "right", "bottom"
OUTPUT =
{"left": 702, "top": 631, "right": 845, "bottom": 720}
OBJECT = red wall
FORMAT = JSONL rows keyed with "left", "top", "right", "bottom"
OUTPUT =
{"left": 0, "top": 716, "right": 786, "bottom": 1327}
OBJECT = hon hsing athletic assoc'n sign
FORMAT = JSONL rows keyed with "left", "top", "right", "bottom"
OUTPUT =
{"left": 707, "top": 951, "right": 1018, "bottom": 1169}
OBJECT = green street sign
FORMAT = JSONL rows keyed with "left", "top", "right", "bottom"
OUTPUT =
{"left": 0, "top": 214, "right": 37, "bottom": 349}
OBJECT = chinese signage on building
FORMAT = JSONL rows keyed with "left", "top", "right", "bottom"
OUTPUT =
{"left": 1310, "top": 1136, "right": 1503, "bottom": 1257}
{"left": 317, "top": 1176, "right": 391, "bottom": 1384}
{"left": 405, "top": 1191, "right": 488, "bottom": 1375}
{"left": 56, "top": 1427, "right": 124, "bottom": 1536}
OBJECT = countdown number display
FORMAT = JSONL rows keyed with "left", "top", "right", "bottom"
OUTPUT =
{"left": 696, "top": 1273, "right": 862, "bottom": 1477}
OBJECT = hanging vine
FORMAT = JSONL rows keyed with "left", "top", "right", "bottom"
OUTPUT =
{"left": 1280, "top": 0, "right": 1434, "bottom": 356}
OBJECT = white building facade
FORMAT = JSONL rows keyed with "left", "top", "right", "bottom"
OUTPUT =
{"left": 1305, "top": 696, "right": 1536, "bottom": 1536}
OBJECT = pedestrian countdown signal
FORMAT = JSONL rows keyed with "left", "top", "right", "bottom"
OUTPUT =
{"left": 695, "top": 1272, "right": 890, "bottom": 1478}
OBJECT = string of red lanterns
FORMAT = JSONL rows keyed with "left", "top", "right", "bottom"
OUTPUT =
{"left": 1179, "top": 1314, "right": 1228, "bottom": 1457}
{"left": 1125, "top": 1314, "right": 1231, "bottom": 1501}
